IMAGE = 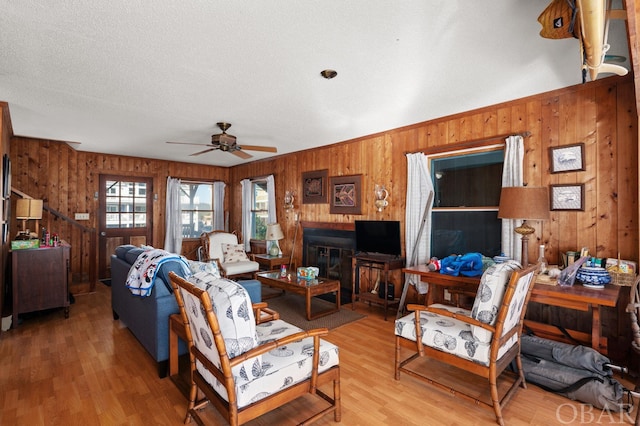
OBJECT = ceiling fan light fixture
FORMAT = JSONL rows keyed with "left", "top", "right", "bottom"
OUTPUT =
{"left": 211, "top": 132, "right": 236, "bottom": 145}
{"left": 320, "top": 69, "right": 337, "bottom": 79}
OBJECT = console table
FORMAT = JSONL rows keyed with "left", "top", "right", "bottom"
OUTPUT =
{"left": 352, "top": 254, "right": 405, "bottom": 320}
{"left": 12, "top": 244, "right": 71, "bottom": 327}
{"left": 402, "top": 265, "right": 620, "bottom": 354}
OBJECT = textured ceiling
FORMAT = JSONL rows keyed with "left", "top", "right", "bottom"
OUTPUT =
{"left": 0, "top": 1, "right": 631, "bottom": 167}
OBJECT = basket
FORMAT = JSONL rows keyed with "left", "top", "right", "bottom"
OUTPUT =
{"left": 609, "top": 271, "right": 636, "bottom": 286}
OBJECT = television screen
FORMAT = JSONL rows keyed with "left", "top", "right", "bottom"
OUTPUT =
{"left": 355, "top": 220, "right": 402, "bottom": 257}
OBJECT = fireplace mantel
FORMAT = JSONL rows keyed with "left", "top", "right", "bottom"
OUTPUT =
{"left": 301, "top": 221, "right": 355, "bottom": 231}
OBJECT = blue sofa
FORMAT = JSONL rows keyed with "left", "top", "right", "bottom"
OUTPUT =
{"left": 110, "top": 245, "right": 262, "bottom": 377}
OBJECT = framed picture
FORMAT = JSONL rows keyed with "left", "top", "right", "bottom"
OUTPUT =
{"left": 329, "top": 174, "right": 362, "bottom": 214}
{"left": 549, "top": 143, "right": 585, "bottom": 173}
{"left": 302, "top": 169, "right": 328, "bottom": 204}
{"left": 550, "top": 184, "right": 585, "bottom": 211}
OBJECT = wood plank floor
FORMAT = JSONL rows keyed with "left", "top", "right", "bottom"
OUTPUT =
{"left": 1, "top": 283, "right": 637, "bottom": 425}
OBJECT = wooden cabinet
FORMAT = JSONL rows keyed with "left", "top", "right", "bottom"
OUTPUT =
{"left": 12, "top": 244, "right": 70, "bottom": 327}
{"left": 352, "top": 254, "right": 405, "bottom": 320}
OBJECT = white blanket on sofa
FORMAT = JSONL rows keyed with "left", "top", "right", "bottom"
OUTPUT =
{"left": 125, "top": 248, "right": 190, "bottom": 296}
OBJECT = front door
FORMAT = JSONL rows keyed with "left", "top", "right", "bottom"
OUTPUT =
{"left": 98, "top": 175, "right": 153, "bottom": 280}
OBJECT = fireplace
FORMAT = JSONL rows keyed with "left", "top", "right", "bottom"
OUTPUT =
{"left": 302, "top": 222, "right": 355, "bottom": 304}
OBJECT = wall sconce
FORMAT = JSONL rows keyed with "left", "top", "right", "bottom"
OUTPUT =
{"left": 284, "top": 190, "right": 295, "bottom": 210}
{"left": 374, "top": 184, "right": 389, "bottom": 212}
{"left": 16, "top": 198, "right": 43, "bottom": 236}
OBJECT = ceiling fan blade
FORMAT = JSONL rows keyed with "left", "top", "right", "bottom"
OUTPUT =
{"left": 167, "top": 141, "right": 210, "bottom": 147}
{"left": 238, "top": 144, "right": 278, "bottom": 153}
{"left": 232, "top": 149, "right": 253, "bottom": 159}
{"left": 190, "top": 148, "right": 217, "bottom": 156}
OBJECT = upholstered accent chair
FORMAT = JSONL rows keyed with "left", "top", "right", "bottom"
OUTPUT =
{"left": 395, "top": 261, "right": 537, "bottom": 426}
{"left": 169, "top": 271, "right": 341, "bottom": 425}
{"left": 198, "top": 230, "right": 259, "bottom": 279}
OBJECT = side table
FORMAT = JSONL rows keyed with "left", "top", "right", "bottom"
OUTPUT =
{"left": 352, "top": 254, "right": 405, "bottom": 320}
{"left": 252, "top": 253, "right": 292, "bottom": 271}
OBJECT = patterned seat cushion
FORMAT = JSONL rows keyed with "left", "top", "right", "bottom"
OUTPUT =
{"left": 199, "top": 319, "right": 339, "bottom": 408}
{"left": 221, "top": 259, "right": 259, "bottom": 276}
{"left": 395, "top": 304, "right": 517, "bottom": 366}
{"left": 470, "top": 260, "right": 521, "bottom": 343}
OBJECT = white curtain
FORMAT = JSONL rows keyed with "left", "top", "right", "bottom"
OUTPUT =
{"left": 501, "top": 135, "right": 525, "bottom": 261}
{"left": 213, "top": 181, "right": 226, "bottom": 231}
{"left": 266, "top": 175, "right": 276, "bottom": 224}
{"left": 240, "top": 178, "right": 252, "bottom": 252}
{"left": 164, "top": 177, "right": 183, "bottom": 254}
{"left": 265, "top": 175, "right": 279, "bottom": 254}
{"left": 404, "top": 152, "right": 434, "bottom": 295}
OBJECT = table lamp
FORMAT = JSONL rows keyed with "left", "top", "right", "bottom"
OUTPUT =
{"left": 266, "top": 223, "right": 285, "bottom": 256}
{"left": 15, "top": 198, "right": 43, "bottom": 237}
{"left": 497, "top": 186, "right": 549, "bottom": 266}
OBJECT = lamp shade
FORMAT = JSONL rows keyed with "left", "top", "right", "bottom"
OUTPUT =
{"left": 498, "top": 187, "right": 549, "bottom": 221}
{"left": 15, "top": 199, "right": 43, "bottom": 220}
{"left": 266, "top": 223, "right": 284, "bottom": 240}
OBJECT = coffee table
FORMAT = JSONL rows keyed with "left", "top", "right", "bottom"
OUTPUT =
{"left": 256, "top": 271, "right": 341, "bottom": 320}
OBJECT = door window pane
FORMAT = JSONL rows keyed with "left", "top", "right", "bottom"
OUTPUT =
{"left": 104, "top": 180, "right": 149, "bottom": 229}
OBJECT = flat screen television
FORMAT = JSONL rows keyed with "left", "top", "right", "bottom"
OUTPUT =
{"left": 355, "top": 220, "right": 402, "bottom": 257}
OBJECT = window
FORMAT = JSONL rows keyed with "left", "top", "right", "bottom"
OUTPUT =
{"left": 179, "top": 182, "right": 214, "bottom": 238}
{"left": 251, "top": 179, "right": 268, "bottom": 239}
{"left": 105, "top": 180, "right": 147, "bottom": 228}
{"left": 429, "top": 146, "right": 504, "bottom": 258}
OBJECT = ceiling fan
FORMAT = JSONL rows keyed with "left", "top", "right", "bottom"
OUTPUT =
{"left": 167, "top": 122, "right": 277, "bottom": 159}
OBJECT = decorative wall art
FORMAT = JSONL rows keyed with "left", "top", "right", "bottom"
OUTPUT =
{"left": 329, "top": 174, "right": 362, "bottom": 214}
{"left": 302, "top": 169, "right": 328, "bottom": 204}
{"left": 550, "top": 184, "right": 585, "bottom": 211}
{"left": 549, "top": 143, "right": 585, "bottom": 173}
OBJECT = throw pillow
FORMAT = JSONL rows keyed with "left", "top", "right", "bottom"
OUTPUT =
{"left": 186, "top": 259, "right": 221, "bottom": 278}
{"left": 222, "top": 243, "right": 249, "bottom": 263}
{"left": 470, "top": 260, "right": 521, "bottom": 343}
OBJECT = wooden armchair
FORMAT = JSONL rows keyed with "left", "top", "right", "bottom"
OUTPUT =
{"left": 395, "top": 262, "right": 537, "bottom": 426}
{"left": 169, "top": 271, "right": 341, "bottom": 425}
{"left": 198, "top": 230, "right": 259, "bottom": 279}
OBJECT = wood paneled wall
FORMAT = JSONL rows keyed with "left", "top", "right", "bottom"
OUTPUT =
{"left": 230, "top": 75, "right": 638, "bottom": 274}
{"left": 4, "top": 76, "right": 638, "bottom": 300}
{"left": 228, "top": 75, "right": 637, "bottom": 364}
{"left": 9, "top": 142, "right": 228, "bottom": 293}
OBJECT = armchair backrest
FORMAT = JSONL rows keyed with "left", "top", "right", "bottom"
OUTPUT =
{"left": 493, "top": 264, "right": 537, "bottom": 345}
{"left": 170, "top": 272, "right": 261, "bottom": 404}
{"left": 201, "top": 230, "right": 239, "bottom": 262}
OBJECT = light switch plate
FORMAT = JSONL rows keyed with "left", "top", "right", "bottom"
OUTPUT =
{"left": 75, "top": 213, "right": 90, "bottom": 220}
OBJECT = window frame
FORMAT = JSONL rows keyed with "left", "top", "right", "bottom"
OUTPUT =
{"left": 179, "top": 180, "right": 216, "bottom": 240}
{"left": 427, "top": 144, "right": 504, "bottom": 258}
{"left": 250, "top": 178, "right": 269, "bottom": 240}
